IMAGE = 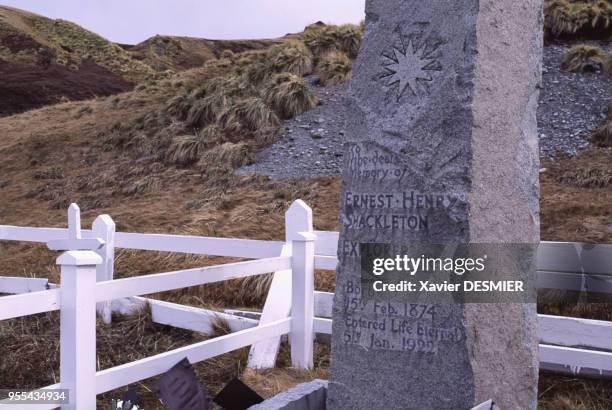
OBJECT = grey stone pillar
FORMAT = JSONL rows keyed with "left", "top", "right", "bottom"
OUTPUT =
{"left": 328, "top": 0, "right": 542, "bottom": 409}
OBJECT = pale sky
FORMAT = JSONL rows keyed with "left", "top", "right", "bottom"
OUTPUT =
{"left": 1, "top": 0, "right": 366, "bottom": 44}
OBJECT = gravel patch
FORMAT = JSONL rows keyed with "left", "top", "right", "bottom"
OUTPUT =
{"left": 237, "top": 75, "right": 349, "bottom": 179}
{"left": 538, "top": 40, "right": 610, "bottom": 157}
{"left": 239, "top": 45, "right": 611, "bottom": 179}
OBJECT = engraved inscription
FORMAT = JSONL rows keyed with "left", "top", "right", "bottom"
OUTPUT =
{"left": 338, "top": 278, "right": 464, "bottom": 353}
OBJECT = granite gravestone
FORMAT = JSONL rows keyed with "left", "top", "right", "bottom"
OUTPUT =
{"left": 328, "top": 0, "right": 542, "bottom": 409}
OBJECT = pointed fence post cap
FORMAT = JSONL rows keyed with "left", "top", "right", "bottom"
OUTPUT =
{"left": 57, "top": 250, "right": 103, "bottom": 266}
{"left": 67, "top": 203, "right": 82, "bottom": 240}
{"left": 92, "top": 214, "right": 116, "bottom": 230}
{"left": 285, "top": 200, "right": 313, "bottom": 241}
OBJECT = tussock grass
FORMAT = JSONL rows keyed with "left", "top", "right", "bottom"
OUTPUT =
{"left": 163, "top": 93, "right": 193, "bottom": 120}
{"left": 202, "top": 75, "right": 254, "bottom": 98}
{"left": 244, "top": 54, "right": 273, "bottom": 85}
{"left": 166, "top": 134, "right": 208, "bottom": 166}
{"left": 561, "top": 44, "right": 609, "bottom": 72}
{"left": 244, "top": 41, "right": 313, "bottom": 84}
{"left": 268, "top": 40, "right": 314, "bottom": 77}
{"left": 300, "top": 23, "right": 363, "bottom": 59}
{"left": 199, "top": 142, "right": 253, "bottom": 169}
{"left": 186, "top": 93, "right": 230, "bottom": 128}
{"left": 220, "top": 49, "right": 235, "bottom": 59}
{"left": 263, "top": 73, "right": 317, "bottom": 119}
{"left": 317, "top": 51, "right": 352, "bottom": 85}
{"left": 545, "top": 0, "right": 612, "bottom": 39}
{"left": 218, "top": 97, "right": 280, "bottom": 132}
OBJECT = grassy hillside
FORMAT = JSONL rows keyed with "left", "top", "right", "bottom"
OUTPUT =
{"left": 125, "top": 35, "right": 277, "bottom": 72}
{"left": 0, "top": 6, "right": 280, "bottom": 116}
{"left": 0, "top": 5, "right": 153, "bottom": 80}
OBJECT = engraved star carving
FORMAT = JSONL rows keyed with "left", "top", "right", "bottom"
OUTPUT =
{"left": 381, "top": 37, "right": 442, "bottom": 99}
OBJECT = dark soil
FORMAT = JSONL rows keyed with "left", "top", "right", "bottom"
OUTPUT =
{"left": 239, "top": 44, "right": 612, "bottom": 179}
{"left": 0, "top": 58, "right": 134, "bottom": 117}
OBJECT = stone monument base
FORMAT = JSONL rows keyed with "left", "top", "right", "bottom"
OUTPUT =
{"left": 248, "top": 380, "right": 328, "bottom": 410}
{"left": 247, "top": 379, "right": 498, "bottom": 410}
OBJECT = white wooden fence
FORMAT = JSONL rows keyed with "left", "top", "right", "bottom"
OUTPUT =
{"left": 1, "top": 201, "right": 612, "bottom": 409}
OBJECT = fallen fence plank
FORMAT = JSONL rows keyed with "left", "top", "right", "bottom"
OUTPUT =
{"left": 112, "top": 297, "right": 258, "bottom": 333}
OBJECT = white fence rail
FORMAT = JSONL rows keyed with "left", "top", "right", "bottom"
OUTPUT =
{"left": 1, "top": 201, "right": 612, "bottom": 408}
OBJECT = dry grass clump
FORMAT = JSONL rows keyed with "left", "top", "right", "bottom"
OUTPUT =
{"left": 545, "top": 0, "right": 612, "bottom": 39}
{"left": 185, "top": 93, "right": 230, "bottom": 128}
{"left": 218, "top": 97, "right": 279, "bottom": 132}
{"left": 158, "top": 42, "right": 321, "bottom": 167}
{"left": 242, "top": 40, "right": 313, "bottom": 85}
{"left": 166, "top": 134, "right": 209, "bottom": 166}
{"left": 557, "top": 166, "right": 612, "bottom": 188}
{"left": 301, "top": 23, "right": 363, "bottom": 59}
{"left": 263, "top": 73, "right": 317, "bottom": 119}
{"left": 199, "top": 142, "right": 253, "bottom": 169}
{"left": 561, "top": 44, "right": 609, "bottom": 72}
{"left": 539, "top": 374, "right": 612, "bottom": 410}
{"left": 220, "top": 49, "right": 235, "bottom": 60}
{"left": 317, "top": 51, "right": 352, "bottom": 85}
{"left": 268, "top": 40, "right": 314, "bottom": 77}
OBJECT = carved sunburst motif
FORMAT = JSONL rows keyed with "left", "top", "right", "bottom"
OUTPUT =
{"left": 381, "top": 37, "right": 442, "bottom": 99}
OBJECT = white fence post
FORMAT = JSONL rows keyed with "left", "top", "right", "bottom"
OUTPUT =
{"left": 290, "top": 230, "right": 316, "bottom": 369}
{"left": 58, "top": 250, "right": 102, "bottom": 410}
{"left": 92, "top": 215, "right": 115, "bottom": 324}
{"left": 248, "top": 200, "right": 313, "bottom": 368}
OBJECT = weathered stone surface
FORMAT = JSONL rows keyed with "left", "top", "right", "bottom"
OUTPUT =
{"left": 328, "top": 0, "right": 542, "bottom": 409}
{"left": 249, "top": 380, "right": 328, "bottom": 410}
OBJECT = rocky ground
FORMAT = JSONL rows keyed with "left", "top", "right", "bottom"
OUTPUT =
{"left": 237, "top": 75, "right": 349, "bottom": 178}
{"left": 239, "top": 43, "right": 612, "bottom": 179}
{"left": 538, "top": 40, "right": 610, "bottom": 157}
